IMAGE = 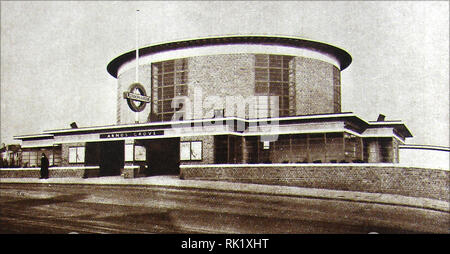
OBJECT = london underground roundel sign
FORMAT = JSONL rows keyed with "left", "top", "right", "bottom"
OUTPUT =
{"left": 123, "top": 83, "right": 151, "bottom": 112}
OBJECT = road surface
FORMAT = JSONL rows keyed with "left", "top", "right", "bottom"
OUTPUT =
{"left": 0, "top": 182, "right": 448, "bottom": 233}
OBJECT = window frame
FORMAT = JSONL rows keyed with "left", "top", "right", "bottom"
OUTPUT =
{"left": 180, "top": 141, "right": 203, "bottom": 161}
{"left": 152, "top": 58, "right": 188, "bottom": 122}
{"left": 68, "top": 146, "right": 85, "bottom": 164}
{"left": 254, "top": 54, "right": 293, "bottom": 117}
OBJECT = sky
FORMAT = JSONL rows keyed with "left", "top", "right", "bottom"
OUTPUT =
{"left": 1, "top": 1, "right": 449, "bottom": 148}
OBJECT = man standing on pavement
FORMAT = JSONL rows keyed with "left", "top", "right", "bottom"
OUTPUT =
{"left": 40, "top": 153, "right": 49, "bottom": 179}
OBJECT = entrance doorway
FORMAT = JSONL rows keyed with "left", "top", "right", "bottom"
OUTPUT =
{"left": 85, "top": 141, "right": 125, "bottom": 176}
{"left": 140, "top": 138, "right": 180, "bottom": 176}
{"left": 99, "top": 141, "right": 124, "bottom": 176}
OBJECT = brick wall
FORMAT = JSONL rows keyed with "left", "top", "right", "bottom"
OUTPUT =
{"left": 295, "top": 57, "right": 336, "bottom": 115}
{"left": 180, "top": 165, "right": 449, "bottom": 201}
{"left": 332, "top": 66, "right": 341, "bottom": 113}
{"left": 180, "top": 135, "right": 215, "bottom": 164}
{"left": 187, "top": 54, "right": 255, "bottom": 119}
{"left": 0, "top": 169, "right": 40, "bottom": 178}
{"left": 0, "top": 167, "right": 100, "bottom": 178}
{"left": 117, "top": 65, "right": 153, "bottom": 124}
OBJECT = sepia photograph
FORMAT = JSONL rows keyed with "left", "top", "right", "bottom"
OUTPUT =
{"left": 0, "top": 0, "right": 448, "bottom": 243}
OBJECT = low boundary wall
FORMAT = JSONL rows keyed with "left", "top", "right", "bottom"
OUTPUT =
{"left": 0, "top": 166, "right": 100, "bottom": 178}
{"left": 180, "top": 164, "right": 449, "bottom": 202}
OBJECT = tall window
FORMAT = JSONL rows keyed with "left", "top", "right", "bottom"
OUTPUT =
{"left": 214, "top": 135, "right": 243, "bottom": 164}
{"left": 254, "top": 54, "right": 293, "bottom": 117}
{"left": 152, "top": 59, "right": 188, "bottom": 121}
{"left": 245, "top": 133, "right": 363, "bottom": 164}
{"left": 22, "top": 151, "right": 38, "bottom": 167}
{"left": 53, "top": 147, "right": 61, "bottom": 166}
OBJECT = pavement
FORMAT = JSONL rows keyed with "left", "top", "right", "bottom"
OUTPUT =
{"left": 1, "top": 175, "right": 448, "bottom": 213}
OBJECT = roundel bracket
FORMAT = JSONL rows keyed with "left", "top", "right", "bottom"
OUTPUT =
{"left": 123, "top": 82, "right": 151, "bottom": 112}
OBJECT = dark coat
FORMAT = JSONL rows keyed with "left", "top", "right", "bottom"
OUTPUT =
{"left": 40, "top": 155, "right": 49, "bottom": 178}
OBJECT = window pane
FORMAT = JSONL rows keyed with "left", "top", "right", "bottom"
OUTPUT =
{"left": 49, "top": 154, "right": 54, "bottom": 165}
{"left": 282, "top": 56, "right": 291, "bottom": 68}
{"left": 163, "top": 61, "right": 174, "bottom": 72}
{"left": 255, "top": 68, "right": 268, "bottom": 81}
{"left": 29, "top": 159, "right": 37, "bottom": 167}
{"left": 163, "top": 73, "right": 174, "bottom": 86}
{"left": 257, "top": 95, "right": 270, "bottom": 107}
{"left": 153, "top": 62, "right": 162, "bottom": 71}
{"left": 77, "top": 147, "right": 85, "bottom": 163}
{"left": 280, "top": 97, "right": 289, "bottom": 109}
{"left": 255, "top": 55, "right": 268, "bottom": 67}
{"left": 175, "top": 85, "right": 187, "bottom": 96}
{"left": 162, "top": 100, "right": 172, "bottom": 111}
{"left": 163, "top": 86, "right": 174, "bottom": 99}
{"left": 69, "top": 147, "right": 77, "bottom": 163}
{"left": 135, "top": 145, "right": 146, "bottom": 161}
{"left": 282, "top": 70, "right": 289, "bottom": 81}
{"left": 269, "top": 69, "right": 282, "bottom": 81}
{"left": 156, "top": 74, "right": 162, "bottom": 84}
{"left": 256, "top": 96, "right": 270, "bottom": 118}
{"left": 175, "top": 59, "right": 187, "bottom": 71}
{"left": 255, "top": 82, "right": 268, "bottom": 94}
{"left": 53, "top": 150, "right": 61, "bottom": 166}
{"left": 157, "top": 87, "right": 163, "bottom": 98}
{"left": 279, "top": 110, "right": 289, "bottom": 117}
{"left": 191, "top": 141, "right": 202, "bottom": 160}
{"left": 269, "top": 83, "right": 282, "bottom": 95}
{"left": 269, "top": 55, "right": 282, "bottom": 67}
{"left": 162, "top": 113, "right": 173, "bottom": 121}
{"left": 282, "top": 84, "right": 289, "bottom": 96}
{"left": 157, "top": 102, "right": 163, "bottom": 113}
{"left": 125, "top": 144, "right": 134, "bottom": 162}
{"left": 180, "top": 142, "right": 191, "bottom": 160}
{"left": 176, "top": 72, "right": 187, "bottom": 84}
{"left": 22, "top": 151, "right": 30, "bottom": 166}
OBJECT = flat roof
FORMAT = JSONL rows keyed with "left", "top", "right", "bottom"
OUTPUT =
{"left": 14, "top": 112, "right": 412, "bottom": 141}
{"left": 367, "top": 121, "right": 413, "bottom": 138}
{"left": 42, "top": 112, "right": 358, "bottom": 134}
{"left": 13, "top": 133, "right": 54, "bottom": 140}
{"left": 399, "top": 144, "right": 450, "bottom": 152}
{"left": 107, "top": 35, "right": 352, "bottom": 78}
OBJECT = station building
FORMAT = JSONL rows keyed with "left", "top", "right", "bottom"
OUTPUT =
{"left": 14, "top": 35, "right": 412, "bottom": 178}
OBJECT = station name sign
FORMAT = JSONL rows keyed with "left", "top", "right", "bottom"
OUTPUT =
{"left": 123, "top": 91, "right": 151, "bottom": 103}
{"left": 100, "top": 130, "right": 164, "bottom": 139}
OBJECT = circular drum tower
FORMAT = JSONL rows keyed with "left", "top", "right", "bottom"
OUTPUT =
{"left": 107, "top": 35, "right": 352, "bottom": 124}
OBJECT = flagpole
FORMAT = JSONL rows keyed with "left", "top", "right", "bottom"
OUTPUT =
{"left": 135, "top": 9, "right": 140, "bottom": 123}
{"left": 135, "top": 9, "right": 139, "bottom": 83}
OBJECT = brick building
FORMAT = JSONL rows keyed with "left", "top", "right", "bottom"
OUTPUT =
{"left": 14, "top": 35, "right": 412, "bottom": 177}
